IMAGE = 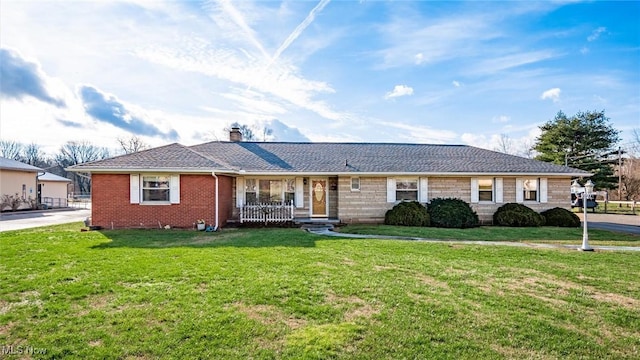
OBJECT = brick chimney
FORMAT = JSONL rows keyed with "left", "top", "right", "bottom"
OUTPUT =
{"left": 229, "top": 127, "right": 242, "bottom": 142}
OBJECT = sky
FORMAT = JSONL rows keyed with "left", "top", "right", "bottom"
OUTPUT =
{"left": 1, "top": 0, "right": 639, "bottom": 156}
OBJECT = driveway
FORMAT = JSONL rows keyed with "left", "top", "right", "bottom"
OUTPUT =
{"left": 0, "top": 208, "right": 91, "bottom": 232}
{"left": 576, "top": 213, "right": 640, "bottom": 235}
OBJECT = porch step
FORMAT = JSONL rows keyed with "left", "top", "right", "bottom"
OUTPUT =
{"left": 300, "top": 223, "right": 335, "bottom": 231}
{"left": 294, "top": 218, "right": 340, "bottom": 226}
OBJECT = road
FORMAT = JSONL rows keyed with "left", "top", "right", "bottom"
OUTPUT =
{"left": 576, "top": 213, "right": 640, "bottom": 235}
{"left": 0, "top": 208, "right": 91, "bottom": 232}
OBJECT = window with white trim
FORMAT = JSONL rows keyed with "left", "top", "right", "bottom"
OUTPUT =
{"left": 284, "top": 179, "right": 295, "bottom": 204}
{"left": 351, "top": 177, "right": 360, "bottom": 191}
{"left": 245, "top": 178, "right": 296, "bottom": 205}
{"left": 142, "top": 175, "right": 170, "bottom": 202}
{"left": 523, "top": 178, "right": 538, "bottom": 201}
{"left": 396, "top": 178, "right": 418, "bottom": 201}
{"left": 478, "top": 178, "right": 493, "bottom": 201}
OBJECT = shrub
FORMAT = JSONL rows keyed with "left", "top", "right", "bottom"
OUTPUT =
{"left": 493, "top": 203, "right": 545, "bottom": 227}
{"left": 384, "top": 201, "right": 430, "bottom": 227}
{"left": 541, "top": 207, "right": 581, "bottom": 227}
{"left": 1, "top": 193, "right": 24, "bottom": 212}
{"left": 427, "top": 198, "right": 478, "bottom": 228}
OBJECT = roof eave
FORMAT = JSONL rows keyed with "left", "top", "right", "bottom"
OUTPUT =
{"left": 231, "top": 171, "right": 593, "bottom": 177}
{"left": 65, "top": 167, "right": 235, "bottom": 174}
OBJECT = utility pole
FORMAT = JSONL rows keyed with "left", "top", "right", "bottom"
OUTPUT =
{"left": 618, "top": 147, "right": 622, "bottom": 200}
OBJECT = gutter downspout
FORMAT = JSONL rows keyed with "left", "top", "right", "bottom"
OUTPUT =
{"left": 211, "top": 172, "right": 219, "bottom": 230}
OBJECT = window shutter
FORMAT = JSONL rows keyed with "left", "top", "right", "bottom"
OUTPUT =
{"left": 470, "top": 178, "right": 479, "bottom": 203}
{"left": 130, "top": 174, "right": 140, "bottom": 204}
{"left": 386, "top": 178, "right": 396, "bottom": 203}
{"left": 495, "top": 177, "right": 503, "bottom": 203}
{"left": 295, "top": 177, "right": 304, "bottom": 208}
{"left": 236, "top": 177, "right": 245, "bottom": 207}
{"left": 539, "top": 178, "right": 548, "bottom": 203}
{"left": 515, "top": 178, "right": 524, "bottom": 203}
{"left": 170, "top": 175, "right": 180, "bottom": 204}
{"left": 419, "top": 177, "right": 429, "bottom": 203}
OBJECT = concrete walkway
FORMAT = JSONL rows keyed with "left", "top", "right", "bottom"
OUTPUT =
{"left": 0, "top": 208, "right": 91, "bottom": 232}
{"left": 304, "top": 225, "right": 640, "bottom": 252}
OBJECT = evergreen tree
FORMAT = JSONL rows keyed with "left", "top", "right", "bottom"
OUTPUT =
{"left": 534, "top": 110, "right": 620, "bottom": 189}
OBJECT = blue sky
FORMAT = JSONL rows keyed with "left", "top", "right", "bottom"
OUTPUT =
{"left": 1, "top": 0, "right": 638, "bottom": 155}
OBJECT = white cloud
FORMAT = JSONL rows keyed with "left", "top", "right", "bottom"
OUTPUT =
{"left": 492, "top": 115, "right": 511, "bottom": 123}
{"left": 540, "top": 88, "right": 561, "bottom": 102}
{"left": 452, "top": 80, "right": 461, "bottom": 87}
{"left": 580, "top": 46, "right": 589, "bottom": 55}
{"left": 587, "top": 27, "right": 606, "bottom": 42}
{"left": 378, "top": 121, "right": 457, "bottom": 143}
{"left": 461, "top": 127, "right": 540, "bottom": 157}
{"left": 384, "top": 85, "right": 414, "bottom": 100}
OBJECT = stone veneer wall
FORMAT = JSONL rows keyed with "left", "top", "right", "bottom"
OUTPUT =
{"left": 337, "top": 176, "right": 571, "bottom": 224}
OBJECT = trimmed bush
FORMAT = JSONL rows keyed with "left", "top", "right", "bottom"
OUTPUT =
{"left": 384, "top": 201, "right": 430, "bottom": 227}
{"left": 493, "top": 203, "right": 545, "bottom": 227}
{"left": 427, "top": 198, "right": 479, "bottom": 228}
{"left": 541, "top": 207, "right": 581, "bottom": 227}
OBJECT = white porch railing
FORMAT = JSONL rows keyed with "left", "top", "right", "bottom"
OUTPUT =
{"left": 240, "top": 202, "right": 295, "bottom": 223}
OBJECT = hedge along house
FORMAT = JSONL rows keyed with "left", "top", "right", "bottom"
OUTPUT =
{"left": 68, "top": 129, "right": 589, "bottom": 229}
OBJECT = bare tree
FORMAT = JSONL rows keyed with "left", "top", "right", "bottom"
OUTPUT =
{"left": 55, "top": 141, "right": 110, "bottom": 194}
{"left": 493, "top": 134, "right": 514, "bottom": 155}
{"left": 23, "top": 143, "right": 49, "bottom": 167}
{"left": 0, "top": 140, "right": 24, "bottom": 160}
{"left": 117, "top": 135, "right": 150, "bottom": 154}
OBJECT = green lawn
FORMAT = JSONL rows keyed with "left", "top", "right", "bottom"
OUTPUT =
{"left": 1, "top": 223, "right": 639, "bottom": 359}
{"left": 338, "top": 224, "right": 640, "bottom": 246}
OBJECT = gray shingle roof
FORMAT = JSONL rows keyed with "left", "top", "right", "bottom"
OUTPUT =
{"left": 39, "top": 172, "right": 72, "bottom": 182}
{"left": 0, "top": 157, "right": 42, "bottom": 172}
{"left": 68, "top": 141, "right": 589, "bottom": 175}
{"left": 191, "top": 142, "right": 587, "bottom": 174}
{"left": 69, "top": 143, "right": 225, "bottom": 171}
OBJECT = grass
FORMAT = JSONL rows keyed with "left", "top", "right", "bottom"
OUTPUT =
{"left": 337, "top": 224, "right": 640, "bottom": 246}
{"left": 1, "top": 222, "right": 639, "bottom": 359}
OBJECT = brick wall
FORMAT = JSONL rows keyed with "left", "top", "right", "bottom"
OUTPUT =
{"left": 91, "top": 173, "right": 233, "bottom": 229}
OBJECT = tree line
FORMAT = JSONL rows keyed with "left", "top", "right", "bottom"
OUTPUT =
{"left": 0, "top": 136, "right": 149, "bottom": 195}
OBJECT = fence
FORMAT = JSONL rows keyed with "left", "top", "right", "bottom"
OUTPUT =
{"left": 598, "top": 200, "right": 637, "bottom": 215}
{"left": 68, "top": 194, "right": 91, "bottom": 209}
{"left": 42, "top": 197, "right": 68, "bottom": 208}
{"left": 240, "top": 202, "right": 295, "bottom": 223}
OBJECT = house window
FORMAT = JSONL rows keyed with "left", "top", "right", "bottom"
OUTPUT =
{"left": 245, "top": 179, "right": 257, "bottom": 203}
{"left": 259, "top": 180, "right": 282, "bottom": 203}
{"left": 22, "top": 184, "right": 27, "bottom": 200}
{"left": 245, "top": 178, "right": 296, "bottom": 205}
{"left": 284, "top": 179, "right": 295, "bottom": 204}
{"left": 523, "top": 178, "right": 538, "bottom": 201}
{"left": 478, "top": 178, "right": 493, "bottom": 201}
{"left": 351, "top": 177, "right": 360, "bottom": 191}
{"left": 396, "top": 178, "right": 418, "bottom": 201}
{"left": 142, "top": 175, "right": 170, "bottom": 202}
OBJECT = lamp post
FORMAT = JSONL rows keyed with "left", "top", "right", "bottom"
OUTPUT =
{"left": 572, "top": 179, "right": 595, "bottom": 251}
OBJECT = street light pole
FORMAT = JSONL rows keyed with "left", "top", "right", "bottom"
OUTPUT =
{"left": 575, "top": 179, "right": 595, "bottom": 251}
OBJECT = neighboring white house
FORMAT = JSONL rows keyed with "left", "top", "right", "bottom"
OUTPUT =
{"left": 0, "top": 157, "right": 41, "bottom": 210}
{"left": 38, "top": 172, "right": 71, "bottom": 208}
